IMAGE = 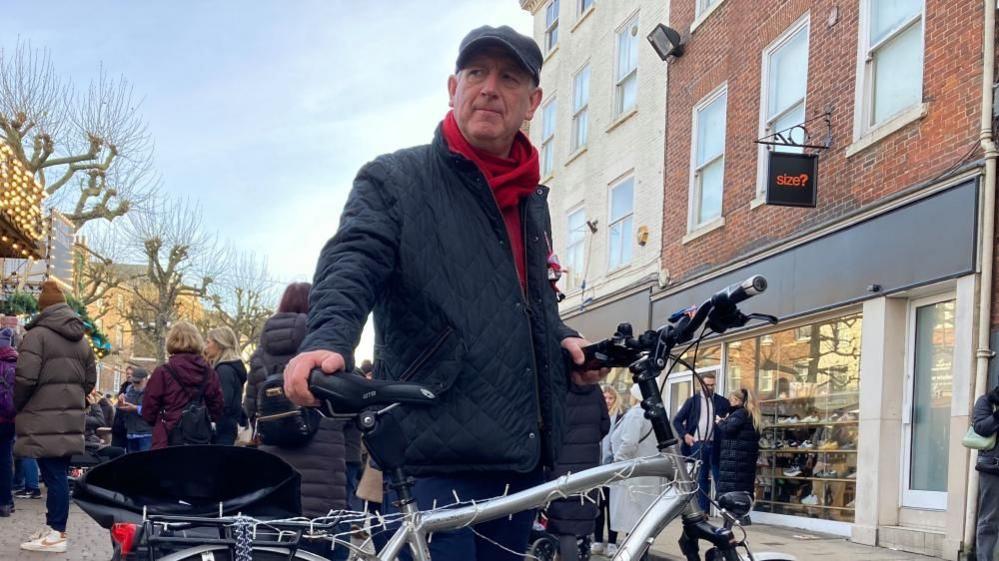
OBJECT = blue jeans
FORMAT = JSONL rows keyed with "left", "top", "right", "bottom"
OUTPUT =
{"left": 14, "top": 457, "right": 39, "bottom": 492}
{"left": 382, "top": 468, "right": 543, "bottom": 561}
{"left": 126, "top": 434, "right": 152, "bottom": 453}
{"left": 345, "top": 461, "right": 362, "bottom": 512}
{"left": 691, "top": 442, "right": 720, "bottom": 512}
{"left": 0, "top": 424, "right": 13, "bottom": 506}
{"left": 37, "top": 457, "right": 70, "bottom": 532}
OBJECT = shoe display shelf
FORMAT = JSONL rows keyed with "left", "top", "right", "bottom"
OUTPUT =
{"left": 753, "top": 392, "right": 859, "bottom": 523}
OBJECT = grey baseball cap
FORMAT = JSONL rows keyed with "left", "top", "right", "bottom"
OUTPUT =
{"left": 456, "top": 25, "right": 543, "bottom": 83}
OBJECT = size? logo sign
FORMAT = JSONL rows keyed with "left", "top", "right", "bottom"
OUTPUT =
{"left": 766, "top": 152, "right": 817, "bottom": 208}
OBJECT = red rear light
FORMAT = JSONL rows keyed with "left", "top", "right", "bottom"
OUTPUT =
{"left": 111, "top": 523, "right": 138, "bottom": 556}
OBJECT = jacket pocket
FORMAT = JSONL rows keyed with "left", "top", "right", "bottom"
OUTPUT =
{"left": 396, "top": 326, "right": 463, "bottom": 394}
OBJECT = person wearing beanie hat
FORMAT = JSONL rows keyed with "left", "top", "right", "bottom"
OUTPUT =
{"left": 13, "top": 294, "right": 96, "bottom": 552}
{"left": 36, "top": 280, "right": 66, "bottom": 312}
{"left": 0, "top": 327, "right": 18, "bottom": 517}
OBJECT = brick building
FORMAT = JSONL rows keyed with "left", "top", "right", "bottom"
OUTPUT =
{"left": 651, "top": 0, "right": 995, "bottom": 559}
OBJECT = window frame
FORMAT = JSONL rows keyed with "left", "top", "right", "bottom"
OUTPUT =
{"left": 578, "top": 0, "right": 594, "bottom": 16}
{"left": 755, "top": 15, "right": 810, "bottom": 200}
{"left": 541, "top": 97, "right": 557, "bottom": 178}
{"left": 607, "top": 175, "right": 635, "bottom": 271}
{"left": 564, "top": 206, "right": 587, "bottom": 292}
{"left": 571, "top": 63, "right": 591, "bottom": 152}
{"left": 900, "top": 292, "right": 956, "bottom": 511}
{"left": 687, "top": 84, "right": 728, "bottom": 232}
{"left": 853, "top": 0, "right": 925, "bottom": 139}
{"left": 696, "top": 0, "right": 719, "bottom": 17}
{"left": 545, "top": 0, "right": 560, "bottom": 53}
{"left": 613, "top": 12, "right": 640, "bottom": 118}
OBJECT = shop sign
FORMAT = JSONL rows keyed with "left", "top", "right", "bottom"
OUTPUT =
{"left": 766, "top": 151, "right": 818, "bottom": 208}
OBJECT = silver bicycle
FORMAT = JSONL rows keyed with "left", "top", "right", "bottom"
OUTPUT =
{"left": 130, "top": 276, "right": 797, "bottom": 561}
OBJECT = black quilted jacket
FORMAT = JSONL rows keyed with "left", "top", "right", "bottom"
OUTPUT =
{"left": 546, "top": 383, "right": 609, "bottom": 536}
{"left": 716, "top": 406, "right": 759, "bottom": 496}
{"left": 300, "top": 126, "right": 578, "bottom": 476}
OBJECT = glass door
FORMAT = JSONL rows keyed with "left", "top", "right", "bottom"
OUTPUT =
{"left": 901, "top": 295, "right": 956, "bottom": 510}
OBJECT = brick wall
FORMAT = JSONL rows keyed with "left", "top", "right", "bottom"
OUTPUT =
{"left": 662, "top": 0, "right": 986, "bottom": 283}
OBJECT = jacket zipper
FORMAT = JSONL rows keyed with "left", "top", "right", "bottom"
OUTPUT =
{"left": 521, "top": 200, "right": 544, "bottom": 434}
{"left": 398, "top": 326, "right": 453, "bottom": 382}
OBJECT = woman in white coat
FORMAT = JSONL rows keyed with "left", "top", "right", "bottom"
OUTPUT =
{"left": 609, "top": 385, "right": 668, "bottom": 538}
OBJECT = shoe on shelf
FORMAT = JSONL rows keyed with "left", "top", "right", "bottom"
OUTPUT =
{"left": 800, "top": 415, "right": 819, "bottom": 423}
{"left": 14, "top": 488, "right": 41, "bottom": 499}
{"left": 781, "top": 416, "right": 800, "bottom": 425}
{"left": 799, "top": 440, "right": 816, "bottom": 450}
{"left": 759, "top": 437, "right": 772, "bottom": 449}
{"left": 21, "top": 527, "right": 67, "bottom": 553}
{"left": 801, "top": 494, "right": 820, "bottom": 506}
{"left": 783, "top": 467, "right": 802, "bottom": 477}
{"left": 845, "top": 470, "right": 857, "bottom": 479}
{"left": 819, "top": 441, "right": 840, "bottom": 451}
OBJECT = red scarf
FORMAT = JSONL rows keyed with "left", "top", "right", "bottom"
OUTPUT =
{"left": 442, "top": 110, "right": 539, "bottom": 288}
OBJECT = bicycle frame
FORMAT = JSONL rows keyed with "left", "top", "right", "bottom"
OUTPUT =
{"left": 367, "top": 451, "right": 697, "bottom": 561}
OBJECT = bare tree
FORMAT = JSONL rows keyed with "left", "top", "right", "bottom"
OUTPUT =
{"left": 0, "top": 41, "right": 156, "bottom": 229}
{"left": 72, "top": 223, "right": 128, "bottom": 319}
{"left": 208, "top": 251, "right": 275, "bottom": 355}
{"left": 121, "top": 198, "right": 221, "bottom": 363}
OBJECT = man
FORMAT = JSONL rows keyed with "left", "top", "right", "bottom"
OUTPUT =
{"left": 284, "top": 25, "right": 605, "bottom": 560}
{"left": 117, "top": 368, "right": 154, "bottom": 452}
{"left": 672, "top": 372, "right": 730, "bottom": 511}
{"left": 14, "top": 281, "right": 97, "bottom": 553}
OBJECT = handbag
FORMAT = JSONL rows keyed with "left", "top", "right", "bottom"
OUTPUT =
{"left": 962, "top": 426, "right": 996, "bottom": 450}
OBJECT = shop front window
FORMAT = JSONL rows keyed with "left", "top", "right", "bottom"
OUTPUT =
{"left": 726, "top": 314, "right": 862, "bottom": 523}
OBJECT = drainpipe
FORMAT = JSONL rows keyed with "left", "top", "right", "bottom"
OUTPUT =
{"left": 963, "top": 1, "right": 997, "bottom": 557}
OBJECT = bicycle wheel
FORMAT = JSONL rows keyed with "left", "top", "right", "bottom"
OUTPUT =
{"left": 157, "top": 545, "right": 331, "bottom": 561}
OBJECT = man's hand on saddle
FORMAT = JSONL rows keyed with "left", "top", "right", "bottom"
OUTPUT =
{"left": 561, "top": 336, "right": 611, "bottom": 385}
{"left": 284, "top": 350, "right": 346, "bottom": 407}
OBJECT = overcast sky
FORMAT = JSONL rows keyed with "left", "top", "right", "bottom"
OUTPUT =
{"left": 2, "top": 1, "right": 533, "bottom": 361}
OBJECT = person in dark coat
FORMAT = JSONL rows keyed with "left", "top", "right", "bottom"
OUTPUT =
{"left": 141, "top": 321, "right": 224, "bottom": 449}
{"left": 715, "top": 388, "right": 761, "bottom": 506}
{"left": 672, "top": 372, "right": 730, "bottom": 511}
{"left": 117, "top": 368, "right": 153, "bottom": 452}
{"left": 547, "top": 383, "right": 610, "bottom": 561}
{"left": 0, "top": 327, "right": 17, "bottom": 518}
{"left": 247, "top": 283, "right": 348, "bottom": 559}
{"left": 281, "top": 26, "right": 607, "bottom": 560}
{"left": 206, "top": 326, "right": 248, "bottom": 446}
{"left": 14, "top": 281, "right": 97, "bottom": 552}
{"left": 973, "top": 384, "right": 999, "bottom": 561}
{"left": 110, "top": 367, "right": 133, "bottom": 449}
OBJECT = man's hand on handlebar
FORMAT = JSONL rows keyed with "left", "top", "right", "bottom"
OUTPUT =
{"left": 284, "top": 350, "right": 346, "bottom": 407}
{"left": 561, "top": 337, "right": 611, "bottom": 385}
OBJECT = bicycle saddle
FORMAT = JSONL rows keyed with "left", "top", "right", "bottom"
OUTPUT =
{"left": 308, "top": 369, "right": 439, "bottom": 414}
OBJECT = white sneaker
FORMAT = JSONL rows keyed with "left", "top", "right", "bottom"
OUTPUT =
{"left": 21, "top": 527, "right": 67, "bottom": 553}
{"left": 801, "top": 494, "right": 820, "bottom": 506}
{"left": 605, "top": 543, "right": 619, "bottom": 556}
{"left": 591, "top": 542, "right": 606, "bottom": 555}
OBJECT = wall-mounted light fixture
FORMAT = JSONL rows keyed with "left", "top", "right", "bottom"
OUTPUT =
{"left": 647, "top": 23, "right": 685, "bottom": 61}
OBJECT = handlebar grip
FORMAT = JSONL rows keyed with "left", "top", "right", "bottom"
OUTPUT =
{"left": 713, "top": 275, "right": 767, "bottom": 307}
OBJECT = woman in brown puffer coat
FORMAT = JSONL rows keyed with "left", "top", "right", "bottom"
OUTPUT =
{"left": 14, "top": 281, "right": 96, "bottom": 552}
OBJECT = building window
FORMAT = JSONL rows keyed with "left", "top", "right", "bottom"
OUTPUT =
{"left": 565, "top": 208, "right": 586, "bottom": 291}
{"left": 690, "top": 86, "right": 727, "bottom": 229}
{"left": 696, "top": 0, "right": 720, "bottom": 17}
{"left": 608, "top": 177, "right": 634, "bottom": 269}
{"left": 571, "top": 64, "right": 590, "bottom": 152}
{"left": 541, "top": 98, "right": 557, "bottom": 178}
{"left": 614, "top": 14, "right": 639, "bottom": 117}
{"left": 858, "top": 0, "right": 924, "bottom": 130}
{"left": 758, "top": 18, "right": 809, "bottom": 195}
{"left": 545, "top": 0, "right": 560, "bottom": 53}
{"left": 579, "top": 0, "right": 594, "bottom": 14}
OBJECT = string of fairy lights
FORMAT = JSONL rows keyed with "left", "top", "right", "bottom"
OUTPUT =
{"left": 0, "top": 141, "right": 46, "bottom": 257}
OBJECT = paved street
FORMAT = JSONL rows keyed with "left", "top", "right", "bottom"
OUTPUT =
{"left": 0, "top": 495, "right": 112, "bottom": 561}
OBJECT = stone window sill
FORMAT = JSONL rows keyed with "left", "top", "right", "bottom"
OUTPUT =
{"left": 845, "top": 103, "right": 929, "bottom": 158}
{"left": 565, "top": 146, "right": 588, "bottom": 166}
{"left": 682, "top": 216, "right": 726, "bottom": 244}
{"left": 571, "top": 5, "right": 595, "bottom": 33}
{"left": 690, "top": 0, "right": 729, "bottom": 34}
{"left": 606, "top": 107, "right": 638, "bottom": 134}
